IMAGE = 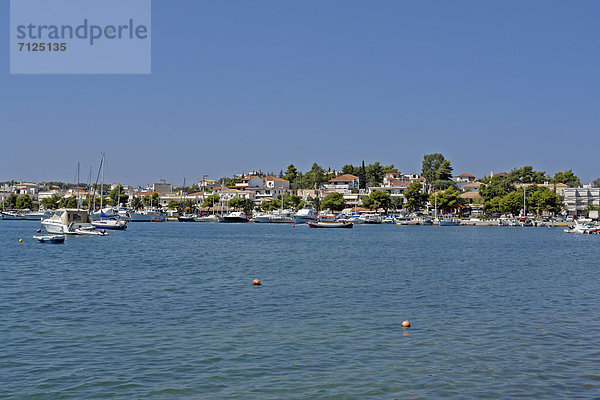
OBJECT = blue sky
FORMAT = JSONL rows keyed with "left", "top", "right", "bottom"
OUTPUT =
{"left": 2, "top": 0, "right": 599, "bottom": 186}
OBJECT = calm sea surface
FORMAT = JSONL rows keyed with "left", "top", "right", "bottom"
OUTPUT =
{"left": 1, "top": 221, "right": 599, "bottom": 399}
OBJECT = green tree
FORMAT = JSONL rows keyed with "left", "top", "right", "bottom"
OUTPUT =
{"left": 3, "top": 193, "right": 18, "bottom": 209}
{"left": 131, "top": 196, "right": 143, "bottom": 210}
{"left": 341, "top": 164, "right": 355, "bottom": 175}
{"left": 142, "top": 193, "right": 161, "bottom": 208}
{"left": 507, "top": 166, "right": 547, "bottom": 184}
{"left": 359, "top": 161, "right": 367, "bottom": 189}
{"left": 15, "top": 194, "right": 33, "bottom": 210}
{"left": 553, "top": 170, "right": 581, "bottom": 188}
{"left": 431, "top": 187, "right": 465, "bottom": 214}
{"left": 499, "top": 190, "right": 524, "bottom": 216}
{"left": 365, "top": 162, "right": 384, "bottom": 185}
{"left": 40, "top": 194, "right": 61, "bottom": 210}
{"left": 433, "top": 180, "right": 457, "bottom": 191}
{"left": 529, "top": 186, "right": 563, "bottom": 215}
{"left": 391, "top": 196, "right": 404, "bottom": 211}
{"left": 592, "top": 178, "right": 600, "bottom": 188}
{"left": 483, "top": 196, "right": 502, "bottom": 214}
{"left": 284, "top": 164, "right": 298, "bottom": 189}
{"left": 59, "top": 195, "right": 78, "bottom": 209}
{"left": 202, "top": 193, "right": 221, "bottom": 210}
{"left": 167, "top": 200, "right": 181, "bottom": 210}
{"left": 479, "top": 175, "right": 516, "bottom": 202}
{"left": 436, "top": 160, "right": 453, "bottom": 181}
{"left": 109, "top": 185, "right": 129, "bottom": 207}
{"left": 362, "top": 190, "right": 392, "bottom": 212}
{"left": 229, "top": 198, "right": 255, "bottom": 214}
{"left": 321, "top": 193, "right": 346, "bottom": 211}
{"left": 404, "top": 181, "right": 428, "bottom": 211}
{"left": 421, "top": 153, "right": 447, "bottom": 189}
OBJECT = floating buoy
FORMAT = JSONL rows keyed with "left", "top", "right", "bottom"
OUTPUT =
{"left": 292, "top": 225, "right": 295, "bottom": 228}
{"left": 252, "top": 279, "right": 262, "bottom": 286}
{"left": 456, "top": 229, "right": 459, "bottom": 232}
{"left": 401, "top": 320, "right": 410, "bottom": 328}
{"left": 19, "top": 238, "right": 23, "bottom": 243}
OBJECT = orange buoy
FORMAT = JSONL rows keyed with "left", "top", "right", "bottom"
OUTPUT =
{"left": 456, "top": 229, "right": 459, "bottom": 232}
{"left": 292, "top": 225, "right": 295, "bottom": 228}
{"left": 252, "top": 279, "right": 262, "bottom": 286}
{"left": 401, "top": 320, "right": 410, "bottom": 328}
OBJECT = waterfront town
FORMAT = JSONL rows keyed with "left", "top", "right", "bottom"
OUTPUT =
{"left": 2, "top": 154, "right": 599, "bottom": 223}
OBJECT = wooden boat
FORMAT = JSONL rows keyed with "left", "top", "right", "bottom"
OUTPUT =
{"left": 33, "top": 235, "right": 65, "bottom": 244}
{"left": 308, "top": 221, "right": 353, "bottom": 229}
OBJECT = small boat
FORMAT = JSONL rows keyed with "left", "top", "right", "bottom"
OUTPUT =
{"left": 360, "top": 214, "right": 383, "bottom": 224}
{"left": 252, "top": 212, "right": 271, "bottom": 223}
{"left": 33, "top": 235, "right": 65, "bottom": 244}
{"left": 1, "top": 210, "right": 23, "bottom": 220}
{"left": 177, "top": 214, "right": 196, "bottom": 222}
{"left": 308, "top": 220, "right": 353, "bottom": 229}
{"left": 92, "top": 218, "right": 127, "bottom": 230}
{"left": 438, "top": 216, "right": 461, "bottom": 226}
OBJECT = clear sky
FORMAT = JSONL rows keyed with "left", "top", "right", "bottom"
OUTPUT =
{"left": 1, "top": 0, "right": 599, "bottom": 186}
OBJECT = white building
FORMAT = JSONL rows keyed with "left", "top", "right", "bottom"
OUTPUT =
{"left": 563, "top": 187, "right": 600, "bottom": 216}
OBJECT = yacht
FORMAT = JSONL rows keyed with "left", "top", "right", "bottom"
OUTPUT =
{"left": 195, "top": 214, "right": 222, "bottom": 223}
{"left": 128, "top": 208, "right": 166, "bottom": 222}
{"left": 41, "top": 209, "right": 108, "bottom": 235}
{"left": 252, "top": 212, "right": 272, "bottom": 223}
{"left": 21, "top": 210, "right": 52, "bottom": 220}
{"left": 223, "top": 211, "right": 249, "bottom": 223}
{"left": 92, "top": 217, "right": 127, "bottom": 230}
{"left": 269, "top": 209, "right": 294, "bottom": 223}
{"left": 360, "top": 214, "right": 383, "bottom": 224}
{"left": 293, "top": 207, "right": 318, "bottom": 224}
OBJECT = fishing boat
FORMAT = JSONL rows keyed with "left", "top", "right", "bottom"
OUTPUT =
{"left": 41, "top": 209, "right": 108, "bottom": 235}
{"left": 308, "top": 220, "right": 353, "bottom": 229}
{"left": 33, "top": 235, "right": 65, "bottom": 244}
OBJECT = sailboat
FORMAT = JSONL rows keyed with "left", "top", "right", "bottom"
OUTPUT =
{"left": 178, "top": 178, "right": 195, "bottom": 222}
{"left": 91, "top": 154, "right": 127, "bottom": 230}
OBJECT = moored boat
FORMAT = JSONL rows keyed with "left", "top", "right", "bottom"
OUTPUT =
{"left": 41, "top": 209, "right": 108, "bottom": 236}
{"left": 308, "top": 220, "right": 353, "bottom": 229}
{"left": 33, "top": 235, "right": 65, "bottom": 244}
{"left": 223, "top": 211, "right": 249, "bottom": 223}
{"left": 438, "top": 216, "right": 461, "bottom": 226}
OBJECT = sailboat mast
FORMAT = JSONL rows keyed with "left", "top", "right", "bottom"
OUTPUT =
{"left": 100, "top": 153, "right": 105, "bottom": 212}
{"left": 77, "top": 162, "right": 81, "bottom": 209}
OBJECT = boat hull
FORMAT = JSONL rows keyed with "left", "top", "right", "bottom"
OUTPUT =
{"left": 308, "top": 221, "right": 353, "bottom": 229}
{"left": 223, "top": 216, "right": 249, "bottom": 223}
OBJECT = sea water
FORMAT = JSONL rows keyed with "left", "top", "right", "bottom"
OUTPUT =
{"left": 1, "top": 221, "right": 599, "bottom": 398}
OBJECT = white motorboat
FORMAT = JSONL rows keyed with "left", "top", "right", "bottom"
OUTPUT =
{"left": 1, "top": 210, "right": 23, "bottom": 220}
{"left": 92, "top": 218, "right": 127, "bottom": 230}
{"left": 293, "top": 207, "right": 318, "bottom": 224}
{"left": 223, "top": 211, "right": 249, "bottom": 223}
{"left": 308, "top": 220, "right": 353, "bottom": 229}
{"left": 33, "top": 235, "right": 65, "bottom": 244}
{"left": 269, "top": 209, "right": 294, "bottom": 223}
{"left": 128, "top": 208, "right": 166, "bottom": 222}
{"left": 252, "top": 212, "right": 271, "bottom": 223}
{"left": 195, "top": 214, "right": 222, "bottom": 223}
{"left": 21, "top": 210, "right": 52, "bottom": 220}
{"left": 564, "top": 218, "right": 596, "bottom": 234}
{"left": 41, "top": 209, "right": 108, "bottom": 236}
{"left": 360, "top": 214, "right": 383, "bottom": 224}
